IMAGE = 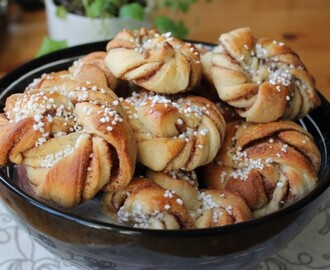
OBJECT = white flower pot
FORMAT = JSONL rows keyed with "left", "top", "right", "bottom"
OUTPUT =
{"left": 45, "top": 0, "right": 152, "bottom": 46}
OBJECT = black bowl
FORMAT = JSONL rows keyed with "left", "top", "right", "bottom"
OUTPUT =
{"left": 0, "top": 41, "right": 330, "bottom": 270}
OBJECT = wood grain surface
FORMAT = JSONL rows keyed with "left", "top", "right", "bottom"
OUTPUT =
{"left": 0, "top": 0, "right": 329, "bottom": 100}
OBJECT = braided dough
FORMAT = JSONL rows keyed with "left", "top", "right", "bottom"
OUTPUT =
{"left": 0, "top": 26, "right": 323, "bottom": 229}
{"left": 101, "top": 177, "right": 195, "bottom": 229}
{"left": 145, "top": 170, "right": 252, "bottom": 227}
{"left": 101, "top": 172, "right": 252, "bottom": 229}
{"left": 0, "top": 77, "right": 136, "bottom": 208}
{"left": 105, "top": 28, "right": 202, "bottom": 94}
{"left": 201, "top": 121, "right": 321, "bottom": 217}
{"left": 211, "top": 27, "right": 320, "bottom": 122}
{"left": 121, "top": 91, "right": 226, "bottom": 172}
{"left": 146, "top": 169, "right": 200, "bottom": 211}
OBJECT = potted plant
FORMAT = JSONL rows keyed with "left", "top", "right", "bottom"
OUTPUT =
{"left": 40, "top": 0, "right": 211, "bottom": 55}
{"left": 45, "top": 0, "right": 152, "bottom": 47}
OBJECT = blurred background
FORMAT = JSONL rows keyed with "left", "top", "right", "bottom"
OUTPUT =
{"left": 0, "top": 1, "right": 330, "bottom": 270}
{"left": 0, "top": 0, "right": 329, "bottom": 101}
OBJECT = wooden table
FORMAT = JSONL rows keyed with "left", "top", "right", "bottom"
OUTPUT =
{"left": 1, "top": 0, "right": 330, "bottom": 100}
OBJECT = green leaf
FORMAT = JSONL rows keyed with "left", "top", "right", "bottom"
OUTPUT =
{"left": 55, "top": 5, "right": 68, "bottom": 19}
{"left": 36, "top": 36, "right": 68, "bottom": 58}
{"left": 86, "top": 0, "right": 107, "bottom": 18}
{"left": 119, "top": 3, "right": 145, "bottom": 21}
{"left": 160, "top": 0, "right": 197, "bottom": 13}
{"left": 177, "top": 0, "right": 197, "bottom": 13}
{"left": 154, "top": 16, "right": 189, "bottom": 38}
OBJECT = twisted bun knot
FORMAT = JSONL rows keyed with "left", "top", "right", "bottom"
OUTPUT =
{"left": 101, "top": 172, "right": 252, "bottom": 229}
{"left": 0, "top": 78, "right": 136, "bottom": 208}
{"left": 101, "top": 177, "right": 195, "bottom": 229}
{"left": 105, "top": 28, "right": 202, "bottom": 94}
{"left": 201, "top": 121, "right": 321, "bottom": 217}
{"left": 121, "top": 91, "right": 226, "bottom": 172}
{"left": 211, "top": 27, "right": 320, "bottom": 123}
{"left": 145, "top": 169, "right": 252, "bottom": 227}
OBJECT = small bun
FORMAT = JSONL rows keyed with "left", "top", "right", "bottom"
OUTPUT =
{"left": 201, "top": 121, "right": 321, "bottom": 217}
{"left": 105, "top": 28, "right": 202, "bottom": 94}
{"left": 211, "top": 27, "right": 320, "bottom": 122}
{"left": 121, "top": 91, "right": 226, "bottom": 171}
{"left": 101, "top": 177, "right": 195, "bottom": 229}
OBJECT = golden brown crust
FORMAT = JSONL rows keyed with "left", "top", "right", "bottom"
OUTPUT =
{"left": 144, "top": 169, "right": 252, "bottom": 228}
{"left": 0, "top": 77, "right": 137, "bottom": 208}
{"left": 101, "top": 177, "right": 195, "bottom": 229}
{"left": 24, "top": 133, "right": 93, "bottom": 207}
{"left": 0, "top": 117, "right": 49, "bottom": 165}
{"left": 146, "top": 169, "right": 200, "bottom": 211}
{"left": 75, "top": 102, "right": 137, "bottom": 192}
{"left": 68, "top": 51, "right": 118, "bottom": 90}
{"left": 211, "top": 27, "right": 321, "bottom": 123}
{"left": 27, "top": 52, "right": 117, "bottom": 91}
{"left": 0, "top": 27, "right": 323, "bottom": 230}
{"left": 201, "top": 121, "right": 321, "bottom": 216}
{"left": 101, "top": 172, "right": 252, "bottom": 229}
{"left": 105, "top": 28, "right": 202, "bottom": 94}
{"left": 101, "top": 177, "right": 159, "bottom": 216}
{"left": 121, "top": 91, "right": 226, "bottom": 172}
{"left": 195, "top": 189, "right": 252, "bottom": 228}
{"left": 25, "top": 72, "right": 118, "bottom": 102}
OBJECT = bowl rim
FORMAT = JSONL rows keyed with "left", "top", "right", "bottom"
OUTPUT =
{"left": 0, "top": 40, "right": 329, "bottom": 237}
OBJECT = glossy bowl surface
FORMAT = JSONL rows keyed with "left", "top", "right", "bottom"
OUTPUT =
{"left": 0, "top": 41, "right": 330, "bottom": 270}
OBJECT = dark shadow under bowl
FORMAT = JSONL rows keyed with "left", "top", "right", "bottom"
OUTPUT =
{"left": 0, "top": 41, "right": 330, "bottom": 270}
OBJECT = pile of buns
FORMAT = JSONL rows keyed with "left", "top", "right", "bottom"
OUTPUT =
{"left": 0, "top": 27, "right": 321, "bottom": 229}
